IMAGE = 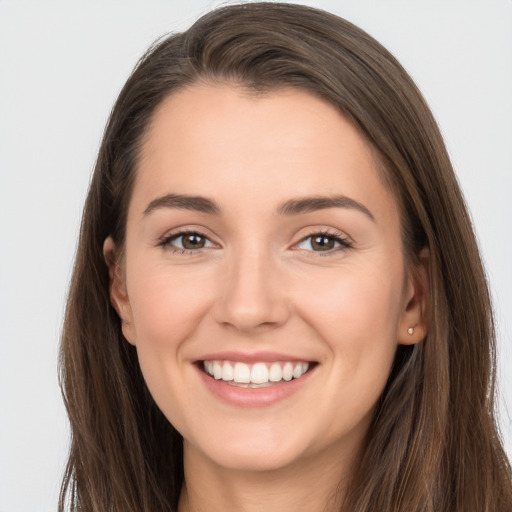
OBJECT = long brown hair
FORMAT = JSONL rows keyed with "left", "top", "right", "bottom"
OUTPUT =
{"left": 59, "top": 3, "right": 512, "bottom": 511}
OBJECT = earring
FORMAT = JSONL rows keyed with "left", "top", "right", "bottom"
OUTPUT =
{"left": 407, "top": 327, "right": 414, "bottom": 335}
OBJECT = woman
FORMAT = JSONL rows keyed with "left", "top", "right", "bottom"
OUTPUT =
{"left": 59, "top": 2, "right": 512, "bottom": 511}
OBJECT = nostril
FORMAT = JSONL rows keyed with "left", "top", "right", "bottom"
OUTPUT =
{"left": 213, "top": 278, "right": 291, "bottom": 332}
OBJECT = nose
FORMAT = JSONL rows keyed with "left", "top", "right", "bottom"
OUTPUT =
{"left": 213, "top": 246, "right": 291, "bottom": 333}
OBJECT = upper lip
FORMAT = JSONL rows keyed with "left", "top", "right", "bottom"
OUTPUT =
{"left": 196, "top": 351, "right": 315, "bottom": 363}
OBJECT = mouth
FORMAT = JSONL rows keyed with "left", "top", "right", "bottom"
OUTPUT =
{"left": 200, "top": 360, "right": 314, "bottom": 388}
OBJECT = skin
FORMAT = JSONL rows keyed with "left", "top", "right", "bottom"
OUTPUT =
{"left": 104, "top": 84, "right": 428, "bottom": 512}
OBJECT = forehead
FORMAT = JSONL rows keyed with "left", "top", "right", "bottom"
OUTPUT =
{"left": 131, "top": 83, "right": 398, "bottom": 227}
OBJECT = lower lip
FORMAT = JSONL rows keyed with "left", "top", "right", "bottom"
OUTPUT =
{"left": 196, "top": 364, "right": 315, "bottom": 407}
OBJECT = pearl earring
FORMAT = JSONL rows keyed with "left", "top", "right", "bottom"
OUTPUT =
{"left": 407, "top": 327, "right": 414, "bottom": 335}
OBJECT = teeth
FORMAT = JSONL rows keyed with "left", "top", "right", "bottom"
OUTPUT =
{"left": 213, "top": 361, "right": 223, "bottom": 380}
{"left": 282, "top": 362, "right": 293, "bottom": 381}
{"left": 204, "top": 361, "right": 213, "bottom": 375}
{"left": 250, "top": 363, "right": 269, "bottom": 384}
{"left": 233, "top": 362, "right": 251, "bottom": 383}
{"left": 221, "top": 361, "right": 234, "bottom": 381}
{"left": 269, "top": 362, "right": 282, "bottom": 382}
{"left": 293, "top": 363, "right": 304, "bottom": 379}
{"left": 202, "top": 360, "right": 310, "bottom": 385}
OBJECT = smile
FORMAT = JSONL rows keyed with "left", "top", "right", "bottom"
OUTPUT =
{"left": 202, "top": 360, "right": 310, "bottom": 387}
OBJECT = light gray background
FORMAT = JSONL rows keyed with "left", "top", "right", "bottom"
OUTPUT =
{"left": 1, "top": 1, "right": 511, "bottom": 511}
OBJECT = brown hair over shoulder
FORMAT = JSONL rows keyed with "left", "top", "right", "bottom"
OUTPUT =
{"left": 59, "top": 3, "right": 512, "bottom": 511}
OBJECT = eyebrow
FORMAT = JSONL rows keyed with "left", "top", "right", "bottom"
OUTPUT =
{"left": 143, "top": 194, "right": 221, "bottom": 216}
{"left": 143, "top": 193, "right": 375, "bottom": 222}
{"left": 277, "top": 195, "right": 375, "bottom": 221}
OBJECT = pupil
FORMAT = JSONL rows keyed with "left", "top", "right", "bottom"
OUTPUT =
{"left": 312, "top": 235, "right": 334, "bottom": 251}
{"left": 183, "top": 234, "right": 205, "bottom": 249}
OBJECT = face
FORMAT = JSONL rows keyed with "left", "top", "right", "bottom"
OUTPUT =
{"left": 106, "top": 84, "right": 425, "bottom": 474}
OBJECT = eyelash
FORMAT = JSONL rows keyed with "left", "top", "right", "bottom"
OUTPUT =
{"left": 156, "top": 230, "right": 214, "bottom": 256}
{"left": 157, "top": 229, "right": 353, "bottom": 257}
{"left": 296, "top": 229, "right": 353, "bottom": 256}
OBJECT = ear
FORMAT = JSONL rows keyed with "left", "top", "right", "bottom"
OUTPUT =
{"left": 397, "top": 247, "right": 430, "bottom": 345}
{"left": 103, "top": 236, "right": 136, "bottom": 345}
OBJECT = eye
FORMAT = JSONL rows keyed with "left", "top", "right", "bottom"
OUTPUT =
{"left": 158, "top": 231, "right": 216, "bottom": 253}
{"left": 296, "top": 230, "right": 352, "bottom": 253}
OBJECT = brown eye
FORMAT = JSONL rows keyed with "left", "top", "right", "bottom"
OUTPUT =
{"left": 180, "top": 233, "right": 206, "bottom": 249}
{"left": 296, "top": 232, "right": 352, "bottom": 254}
{"left": 310, "top": 235, "right": 336, "bottom": 251}
{"left": 160, "top": 231, "right": 215, "bottom": 252}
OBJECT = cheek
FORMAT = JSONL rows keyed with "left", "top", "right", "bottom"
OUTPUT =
{"left": 295, "top": 260, "right": 404, "bottom": 386}
{"left": 126, "top": 262, "right": 215, "bottom": 348}
{"left": 293, "top": 263, "right": 403, "bottom": 435}
{"left": 299, "top": 262, "right": 403, "bottom": 336}
{"left": 124, "top": 263, "right": 218, "bottom": 429}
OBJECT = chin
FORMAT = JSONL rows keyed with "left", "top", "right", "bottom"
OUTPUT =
{"left": 185, "top": 425, "right": 312, "bottom": 473}
{"left": 206, "top": 445, "right": 304, "bottom": 473}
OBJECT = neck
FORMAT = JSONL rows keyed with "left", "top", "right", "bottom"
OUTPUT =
{"left": 178, "top": 440, "right": 359, "bottom": 512}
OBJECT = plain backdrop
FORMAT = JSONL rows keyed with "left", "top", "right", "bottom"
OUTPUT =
{"left": 0, "top": 1, "right": 511, "bottom": 511}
